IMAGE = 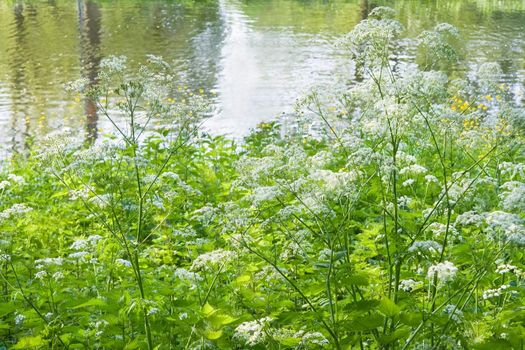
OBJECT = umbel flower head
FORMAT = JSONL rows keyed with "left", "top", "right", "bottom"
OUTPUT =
{"left": 427, "top": 261, "right": 458, "bottom": 284}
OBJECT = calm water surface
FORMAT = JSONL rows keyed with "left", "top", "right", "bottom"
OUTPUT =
{"left": 0, "top": 0, "right": 524, "bottom": 155}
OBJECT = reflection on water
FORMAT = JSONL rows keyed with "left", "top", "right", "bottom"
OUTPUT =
{"left": 78, "top": 0, "right": 102, "bottom": 143}
{"left": 0, "top": 0, "right": 524, "bottom": 155}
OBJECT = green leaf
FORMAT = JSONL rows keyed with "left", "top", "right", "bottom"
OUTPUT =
{"left": 342, "top": 273, "right": 370, "bottom": 286}
{"left": 235, "top": 275, "right": 251, "bottom": 284}
{"left": 279, "top": 337, "right": 302, "bottom": 346}
{"left": 209, "top": 314, "right": 237, "bottom": 327}
{"left": 378, "top": 327, "right": 410, "bottom": 345}
{"left": 345, "top": 299, "right": 380, "bottom": 313}
{"left": 13, "top": 336, "right": 46, "bottom": 349}
{"left": 204, "top": 329, "right": 223, "bottom": 340}
{"left": 378, "top": 298, "right": 401, "bottom": 317}
{"left": 202, "top": 303, "right": 216, "bottom": 316}
{"left": 345, "top": 314, "right": 384, "bottom": 331}
{"left": 123, "top": 339, "right": 141, "bottom": 350}
{"left": 0, "top": 303, "right": 17, "bottom": 317}
{"left": 399, "top": 312, "right": 422, "bottom": 326}
{"left": 72, "top": 298, "right": 107, "bottom": 309}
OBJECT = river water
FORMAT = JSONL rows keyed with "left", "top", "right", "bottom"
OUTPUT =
{"left": 0, "top": 0, "right": 524, "bottom": 156}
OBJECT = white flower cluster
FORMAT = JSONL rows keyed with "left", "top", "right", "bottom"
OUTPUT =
{"left": 496, "top": 263, "right": 523, "bottom": 276}
{"left": 14, "top": 313, "right": 25, "bottom": 326}
{"left": 482, "top": 284, "right": 511, "bottom": 300}
{"left": 191, "top": 205, "right": 218, "bottom": 225}
{"left": 174, "top": 268, "right": 203, "bottom": 284}
{"left": 0, "top": 203, "right": 33, "bottom": 220}
{"left": 425, "top": 175, "right": 439, "bottom": 184}
{"left": 69, "top": 185, "right": 95, "bottom": 201}
{"left": 426, "top": 222, "right": 459, "bottom": 239}
{"left": 399, "top": 278, "right": 423, "bottom": 292}
{"left": 408, "top": 240, "right": 442, "bottom": 255}
{"left": 191, "top": 249, "right": 235, "bottom": 270}
{"left": 309, "top": 169, "right": 358, "bottom": 196}
{"left": 499, "top": 162, "right": 525, "bottom": 180}
{"left": 273, "top": 328, "right": 330, "bottom": 347}
{"left": 255, "top": 265, "right": 286, "bottom": 283}
{"left": 35, "top": 270, "right": 48, "bottom": 280}
{"left": 400, "top": 164, "right": 427, "bottom": 175}
{"left": 484, "top": 211, "right": 522, "bottom": 228}
{"left": 506, "top": 224, "right": 525, "bottom": 246}
{"left": 300, "top": 331, "right": 330, "bottom": 346}
{"left": 70, "top": 235, "right": 102, "bottom": 251}
{"left": 35, "top": 257, "right": 64, "bottom": 269}
{"left": 442, "top": 304, "right": 464, "bottom": 323}
{"left": 233, "top": 317, "right": 272, "bottom": 346}
{"left": 100, "top": 55, "right": 127, "bottom": 73}
{"left": 427, "top": 261, "right": 458, "bottom": 283}
{"left": 500, "top": 181, "right": 525, "bottom": 212}
{"left": 247, "top": 186, "right": 283, "bottom": 206}
{"left": 402, "top": 179, "right": 415, "bottom": 187}
{"left": 0, "top": 254, "right": 10, "bottom": 262}
{"left": 398, "top": 195, "right": 413, "bottom": 208}
{"left": 64, "top": 77, "right": 90, "bottom": 93}
{"left": 0, "top": 174, "right": 25, "bottom": 191}
{"left": 0, "top": 181, "right": 9, "bottom": 190}
{"left": 417, "top": 23, "right": 459, "bottom": 63}
{"left": 115, "top": 259, "right": 132, "bottom": 268}
{"left": 455, "top": 211, "right": 484, "bottom": 227}
{"left": 90, "top": 319, "right": 109, "bottom": 338}
{"left": 343, "top": 8, "right": 403, "bottom": 67}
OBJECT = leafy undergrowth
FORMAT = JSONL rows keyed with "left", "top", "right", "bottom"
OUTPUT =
{"left": 1, "top": 7, "right": 524, "bottom": 350}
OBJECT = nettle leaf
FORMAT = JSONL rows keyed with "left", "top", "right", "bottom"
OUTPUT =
{"left": 12, "top": 336, "right": 46, "bottom": 349}
{"left": 344, "top": 313, "right": 384, "bottom": 331}
{"left": 279, "top": 337, "right": 302, "bottom": 346}
{"left": 399, "top": 311, "right": 423, "bottom": 326}
{"left": 344, "top": 299, "right": 380, "bottom": 314}
{"left": 209, "top": 314, "right": 237, "bottom": 327}
{"left": 341, "top": 273, "right": 370, "bottom": 286}
{"left": 378, "top": 298, "right": 401, "bottom": 317}
{"left": 202, "top": 303, "right": 216, "bottom": 316}
{"left": 72, "top": 298, "right": 107, "bottom": 309}
{"left": 378, "top": 326, "right": 410, "bottom": 345}
{"left": 123, "top": 339, "right": 141, "bottom": 350}
{"left": 204, "top": 329, "right": 223, "bottom": 340}
{"left": 0, "top": 303, "right": 17, "bottom": 317}
{"left": 304, "top": 282, "right": 326, "bottom": 296}
{"left": 472, "top": 339, "right": 514, "bottom": 350}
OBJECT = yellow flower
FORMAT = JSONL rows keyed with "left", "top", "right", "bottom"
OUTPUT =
{"left": 477, "top": 103, "right": 488, "bottom": 111}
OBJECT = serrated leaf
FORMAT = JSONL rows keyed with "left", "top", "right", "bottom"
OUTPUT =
{"left": 72, "top": 298, "right": 107, "bottom": 309}
{"left": 378, "top": 298, "right": 401, "bottom": 317}
{"left": 13, "top": 336, "right": 46, "bottom": 349}
{"left": 345, "top": 313, "right": 384, "bottom": 331}
{"left": 378, "top": 327, "right": 410, "bottom": 345}
{"left": 209, "top": 314, "right": 237, "bottom": 327}
{"left": 235, "top": 275, "right": 251, "bottom": 284}
{"left": 202, "top": 302, "right": 216, "bottom": 316}
{"left": 204, "top": 329, "right": 223, "bottom": 340}
{"left": 0, "top": 303, "right": 17, "bottom": 317}
{"left": 123, "top": 339, "right": 141, "bottom": 350}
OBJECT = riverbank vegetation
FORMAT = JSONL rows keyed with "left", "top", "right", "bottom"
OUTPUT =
{"left": 1, "top": 8, "right": 524, "bottom": 349}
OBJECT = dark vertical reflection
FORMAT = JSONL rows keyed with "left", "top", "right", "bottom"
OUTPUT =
{"left": 77, "top": 0, "right": 101, "bottom": 143}
{"left": 9, "top": 2, "right": 29, "bottom": 153}
{"left": 360, "top": 0, "right": 369, "bottom": 20}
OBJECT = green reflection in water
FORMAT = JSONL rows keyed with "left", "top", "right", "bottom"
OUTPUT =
{"left": 0, "top": 0, "right": 524, "bottom": 155}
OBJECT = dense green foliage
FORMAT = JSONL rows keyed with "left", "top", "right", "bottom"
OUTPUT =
{"left": 1, "top": 9, "right": 525, "bottom": 349}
